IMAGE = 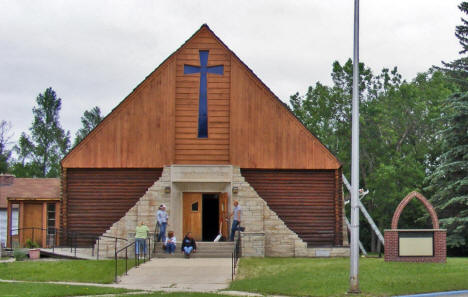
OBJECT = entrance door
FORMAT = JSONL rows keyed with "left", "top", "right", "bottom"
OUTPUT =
{"left": 219, "top": 193, "right": 229, "bottom": 239}
{"left": 183, "top": 193, "right": 202, "bottom": 240}
{"left": 22, "top": 203, "right": 43, "bottom": 247}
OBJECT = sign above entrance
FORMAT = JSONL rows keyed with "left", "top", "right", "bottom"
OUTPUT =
{"left": 184, "top": 50, "right": 224, "bottom": 138}
{"left": 171, "top": 165, "right": 233, "bottom": 183}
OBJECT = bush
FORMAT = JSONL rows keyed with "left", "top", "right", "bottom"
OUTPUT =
{"left": 25, "top": 239, "right": 39, "bottom": 249}
{"left": 13, "top": 249, "right": 27, "bottom": 261}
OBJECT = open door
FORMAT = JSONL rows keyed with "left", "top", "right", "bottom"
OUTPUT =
{"left": 183, "top": 193, "right": 202, "bottom": 241}
{"left": 219, "top": 193, "right": 229, "bottom": 239}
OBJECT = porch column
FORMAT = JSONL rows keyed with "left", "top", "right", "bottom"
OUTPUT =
{"left": 6, "top": 201, "right": 11, "bottom": 248}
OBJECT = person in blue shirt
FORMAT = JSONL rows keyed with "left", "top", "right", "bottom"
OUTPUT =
{"left": 156, "top": 204, "right": 168, "bottom": 243}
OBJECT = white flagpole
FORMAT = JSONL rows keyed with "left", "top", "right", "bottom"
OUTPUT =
{"left": 349, "top": 0, "right": 360, "bottom": 293}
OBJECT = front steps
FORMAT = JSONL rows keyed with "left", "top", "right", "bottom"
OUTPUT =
{"left": 153, "top": 241, "right": 235, "bottom": 258}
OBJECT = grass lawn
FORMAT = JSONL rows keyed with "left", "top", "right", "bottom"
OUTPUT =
{"left": 230, "top": 257, "right": 468, "bottom": 297}
{"left": 0, "top": 259, "right": 136, "bottom": 284}
{"left": 0, "top": 282, "right": 133, "bottom": 297}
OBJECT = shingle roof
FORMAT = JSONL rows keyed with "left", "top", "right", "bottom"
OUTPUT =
{"left": 0, "top": 177, "right": 60, "bottom": 208}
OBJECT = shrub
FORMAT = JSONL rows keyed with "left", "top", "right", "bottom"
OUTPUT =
{"left": 13, "top": 249, "right": 27, "bottom": 261}
{"left": 25, "top": 239, "right": 40, "bottom": 249}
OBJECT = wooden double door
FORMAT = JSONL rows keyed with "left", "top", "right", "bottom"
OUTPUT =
{"left": 183, "top": 192, "right": 229, "bottom": 241}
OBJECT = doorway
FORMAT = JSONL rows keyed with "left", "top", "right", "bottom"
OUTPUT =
{"left": 183, "top": 192, "right": 229, "bottom": 241}
{"left": 202, "top": 194, "right": 219, "bottom": 241}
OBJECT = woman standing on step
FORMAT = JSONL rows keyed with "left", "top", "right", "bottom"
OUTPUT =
{"left": 165, "top": 231, "right": 176, "bottom": 254}
{"left": 181, "top": 232, "right": 197, "bottom": 258}
{"left": 135, "top": 221, "right": 149, "bottom": 258}
{"left": 156, "top": 204, "right": 168, "bottom": 244}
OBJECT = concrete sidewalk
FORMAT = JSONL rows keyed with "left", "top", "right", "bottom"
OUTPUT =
{"left": 117, "top": 257, "right": 233, "bottom": 292}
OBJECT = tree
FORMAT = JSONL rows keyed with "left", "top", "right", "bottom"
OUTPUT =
{"left": 12, "top": 87, "right": 70, "bottom": 177}
{"left": 425, "top": 92, "right": 468, "bottom": 248}
{"left": 0, "top": 120, "right": 13, "bottom": 173}
{"left": 439, "top": 2, "right": 468, "bottom": 92}
{"left": 73, "top": 106, "right": 103, "bottom": 147}
{"left": 290, "top": 61, "right": 456, "bottom": 251}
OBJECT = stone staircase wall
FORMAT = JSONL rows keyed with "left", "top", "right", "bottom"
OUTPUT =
{"left": 95, "top": 167, "right": 172, "bottom": 258}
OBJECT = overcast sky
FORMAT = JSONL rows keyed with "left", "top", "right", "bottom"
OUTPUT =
{"left": 0, "top": 0, "right": 463, "bottom": 145}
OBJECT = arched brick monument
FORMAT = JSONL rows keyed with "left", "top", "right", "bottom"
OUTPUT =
{"left": 384, "top": 191, "right": 446, "bottom": 263}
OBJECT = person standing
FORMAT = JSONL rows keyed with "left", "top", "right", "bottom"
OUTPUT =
{"left": 229, "top": 200, "right": 242, "bottom": 241}
{"left": 156, "top": 204, "right": 168, "bottom": 243}
{"left": 181, "top": 232, "right": 197, "bottom": 258}
{"left": 165, "top": 231, "right": 176, "bottom": 254}
{"left": 135, "top": 221, "right": 149, "bottom": 257}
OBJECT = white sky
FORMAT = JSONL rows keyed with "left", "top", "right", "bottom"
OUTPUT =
{"left": 0, "top": 0, "right": 463, "bottom": 144}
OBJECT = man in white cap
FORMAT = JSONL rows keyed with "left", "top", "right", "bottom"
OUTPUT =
{"left": 156, "top": 204, "right": 168, "bottom": 243}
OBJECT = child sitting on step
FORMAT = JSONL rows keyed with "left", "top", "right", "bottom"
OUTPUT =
{"left": 165, "top": 231, "right": 176, "bottom": 254}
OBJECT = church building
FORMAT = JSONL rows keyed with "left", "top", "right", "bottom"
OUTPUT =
{"left": 61, "top": 25, "right": 349, "bottom": 257}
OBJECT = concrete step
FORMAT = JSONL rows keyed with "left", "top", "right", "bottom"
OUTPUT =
{"left": 152, "top": 241, "right": 235, "bottom": 258}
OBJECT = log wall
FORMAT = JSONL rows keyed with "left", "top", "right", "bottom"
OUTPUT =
{"left": 64, "top": 168, "right": 162, "bottom": 246}
{"left": 241, "top": 169, "right": 343, "bottom": 247}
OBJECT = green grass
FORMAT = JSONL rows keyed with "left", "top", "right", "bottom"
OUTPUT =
{"left": 0, "top": 282, "right": 133, "bottom": 297}
{"left": 230, "top": 257, "right": 468, "bottom": 297}
{"left": 0, "top": 259, "right": 136, "bottom": 284}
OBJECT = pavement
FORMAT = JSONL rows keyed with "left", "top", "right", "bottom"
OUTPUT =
{"left": 394, "top": 292, "right": 468, "bottom": 297}
{"left": 116, "top": 257, "right": 233, "bottom": 292}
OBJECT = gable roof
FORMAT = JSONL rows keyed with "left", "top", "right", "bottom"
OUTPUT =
{"left": 0, "top": 175, "right": 60, "bottom": 208}
{"left": 62, "top": 24, "right": 341, "bottom": 169}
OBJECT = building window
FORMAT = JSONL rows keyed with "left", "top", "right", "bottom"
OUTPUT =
{"left": 47, "top": 203, "right": 56, "bottom": 235}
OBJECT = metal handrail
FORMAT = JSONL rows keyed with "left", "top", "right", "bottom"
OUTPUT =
{"left": 232, "top": 230, "right": 241, "bottom": 280}
{"left": 114, "top": 236, "right": 152, "bottom": 283}
{"left": 8, "top": 227, "right": 128, "bottom": 260}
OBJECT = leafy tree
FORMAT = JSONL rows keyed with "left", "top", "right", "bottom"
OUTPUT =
{"left": 73, "top": 106, "right": 103, "bottom": 147}
{"left": 0, "top": 120, "right": 13, "bottom": 173}
{"left": 439, "top": 2, "right": 468, "bottom": 92}
{"left": 290, "top": 61, "right": 456, "bottom": 251}
{"left": 12, "top": 88, "right": 70, "bottom": 177}
{"left": 425, "top": 92, "right": 468, "bottom": 248}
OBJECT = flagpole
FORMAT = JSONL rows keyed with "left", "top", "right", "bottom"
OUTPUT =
{"left": 349, "top": 0, "right": 360, "bottom": 293}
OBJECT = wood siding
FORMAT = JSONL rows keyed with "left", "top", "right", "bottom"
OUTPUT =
{"left": 174, "top": 30, "right": 231, "bottom": 164}
{"left": 65, "top": 168, "right": 162, "bottom": 246}
{"left": 241, "top": 169, "right": 342, "bottom": 247}
{"left": 230, "top": 58, "right": 339, "bottom": 169}
{"left": 61, "top": 57, "right": 176, "bottom": 168}
{"left": 61, "top": 25, "right": 340, "bottom": 170}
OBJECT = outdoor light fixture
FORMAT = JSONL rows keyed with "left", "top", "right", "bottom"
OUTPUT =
{"left": 164, "top": 186, "right": 171, "bottom": 194}
{"left": 232, "top": 186, "right": 239, "bottom": 194}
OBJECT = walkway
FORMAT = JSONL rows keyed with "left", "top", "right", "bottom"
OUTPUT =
{"left": 117, "top": 257, "right": 233, "bottom": 292}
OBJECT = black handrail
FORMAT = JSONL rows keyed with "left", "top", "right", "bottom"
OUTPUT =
{"left": 114, "top": 235, "right": 152, "bottom": 283}
{"left": 8, "top": 227, "right": 127, "bottom": 260}
{"left": 232, "top": 230, "right": 241, "bottom": 280}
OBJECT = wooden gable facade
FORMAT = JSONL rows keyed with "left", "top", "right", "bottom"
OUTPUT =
{"left": 61, "top": 25, "right": 343, "bottom": 247}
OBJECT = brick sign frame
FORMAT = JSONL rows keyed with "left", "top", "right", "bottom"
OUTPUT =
{"left": 384, "top": 191, "right": 446, "bottom": 263}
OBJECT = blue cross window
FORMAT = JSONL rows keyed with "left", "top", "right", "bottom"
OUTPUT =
{"left": 184, "top": 50, "right": 224, "bottom": 138}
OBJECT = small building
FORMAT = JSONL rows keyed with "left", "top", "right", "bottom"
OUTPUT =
{"left": 0, "top": 174, "right": 18, "bottom": 247}
{"left": 60, "top": 25, "right": 348, "bottom": 257}
{"left": 1, "top": 174, "right": 60, "bottom": 248}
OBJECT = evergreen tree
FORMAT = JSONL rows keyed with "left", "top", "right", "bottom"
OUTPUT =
{"left": 440, "top": 2, "right": 468, "bottom": 92}
{"left": 73, "top": 106, "right": 102, "bottom": 147}
{"left": 12, "top": 87, "right": 70, "bottom": 177}
{"left": 0, "top": 120, "right": 13, "bottom": 173}
{"left": 425, "top": 92, "right": 468, "bottom": 248}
